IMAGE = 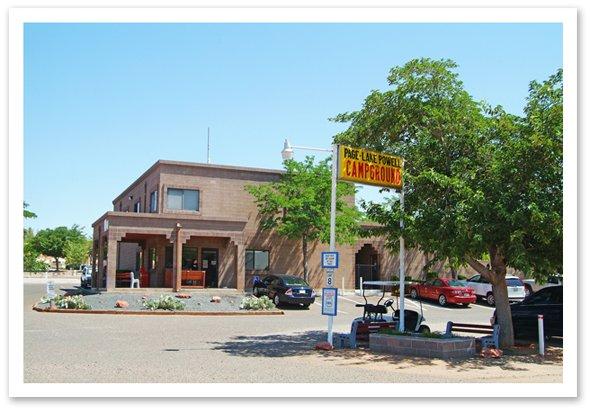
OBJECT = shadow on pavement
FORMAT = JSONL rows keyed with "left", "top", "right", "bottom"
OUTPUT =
{"left": 209, "top": 330, "right": 563, "bottom": 373}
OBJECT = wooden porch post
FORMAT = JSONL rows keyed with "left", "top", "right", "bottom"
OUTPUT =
{"left": 105, "top": 232, "right": 118, "bottom": 291}
{"left": 173, "top": 223, "right": 183, "bottom": 292}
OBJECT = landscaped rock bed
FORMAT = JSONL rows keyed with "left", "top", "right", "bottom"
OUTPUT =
{"left": 36, "top": 291, "right": 248, "bottom": 312}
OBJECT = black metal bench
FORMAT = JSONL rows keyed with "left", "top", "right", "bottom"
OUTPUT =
{"left": 445, "top": 321, "right": 500, "bottom": 349}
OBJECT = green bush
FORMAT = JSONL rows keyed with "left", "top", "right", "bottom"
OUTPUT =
{"left": 142, "top": 295, "right": 185, "bottom": 311}
{"left": 41, "top": 294, "right": 91, "bottom": 310}
{"left": 240, "top": 295, "right": 276, "bottom": 310}
{"left": 457, "top": 274, "right": 467, "bottom": 280}
{"left": 426, "top": 271, "right": 439, "bottom": 280}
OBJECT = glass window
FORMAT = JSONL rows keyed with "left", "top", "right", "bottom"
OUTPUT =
{"left": 468, "top": 275, "right": 480, "bottom": 283}
{"left": 166, "top": 188, "right": 199, "bottom": 211}
{"left": 246, "top": 249, "right": 270, "bottom": 271}
{"left": 506, "top": 277, "right": 524, "bottom": 287}
{"left": 525, "top": 288, "right": 555, "bottom": 305}
{"left": 282, "top": 276, "right": 308, "bottom": 286}
{"left": 150, "top": 191, "right": 158, "bottom": 213}
{"left": 134, "top": 200, "right": 141, "bottom": 213}
{"left": 448, "top": 280, "right": 467, "bottom": 287}
{"left": 149, "top": 248, "right": 157, "bottom": 270}
{"left": 182, "top": 247, "right": 198, "bottom": 269}
{"left": 433, "top": 279, "right": 443, "bottom": 287}
{"left": 165, "top": 246, "right": 173, "bottom": 269}
{"left": 167, "top": 189, "right": 183, "bottom": 210}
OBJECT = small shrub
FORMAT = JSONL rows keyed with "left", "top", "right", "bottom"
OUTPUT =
{"left": 41, "top": 294, "right": 91, "bottom": 310}
{"left": 142, "top": 295, "right": 185, "bottom": 311}
{"left": 420, "top": 331, "right": 447, "bottom": 339}
{"left": 240, "top": 295, "right": 276, "bottom": 310}
{"left": 457, "top": 274, "right": 467, "bottom": 280}
{"left": 426, "top": 271, "right": 439, "bottom": 280}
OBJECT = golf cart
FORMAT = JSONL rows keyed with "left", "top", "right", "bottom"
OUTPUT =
{"left": 335, "top": 280, "right": 430, "bottom": 349}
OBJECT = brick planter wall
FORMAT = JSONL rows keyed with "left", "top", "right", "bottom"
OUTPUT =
{"left": 370, "top": 333, "right": 475, "bottom": 359}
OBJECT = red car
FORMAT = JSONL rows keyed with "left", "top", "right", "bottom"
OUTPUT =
{"left": 409, "top": 278, "right": 476, "bottom": 307}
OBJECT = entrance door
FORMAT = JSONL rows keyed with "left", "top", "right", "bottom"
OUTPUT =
{"left": 201, "top": 249, "right": 219, "bottom": 288}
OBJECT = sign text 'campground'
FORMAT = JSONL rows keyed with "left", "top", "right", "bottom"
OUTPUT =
{"left": 338, "top": 145, "right": 403, "bottom": 189}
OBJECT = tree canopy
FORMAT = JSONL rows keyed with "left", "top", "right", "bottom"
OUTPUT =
{"left": 246, "top": 156, "right": 361, "bottom": 281}
{"left": 332, "top": 58, "right": 562, "bottom": 347}
{"left": 32, "top": 225, "right": 88, "bottom": 271}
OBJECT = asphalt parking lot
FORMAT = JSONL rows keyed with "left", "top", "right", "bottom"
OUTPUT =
{"left": 22, "top": 279, "right": 561, "bottom": 384}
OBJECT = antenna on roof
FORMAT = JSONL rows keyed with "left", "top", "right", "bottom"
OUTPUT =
{"left": 207, "top": 127, "right": 211, "bottom": 164}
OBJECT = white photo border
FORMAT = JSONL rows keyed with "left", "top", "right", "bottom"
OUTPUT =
{"left": 8, "top": 7, "right": 577, "bottom": 398}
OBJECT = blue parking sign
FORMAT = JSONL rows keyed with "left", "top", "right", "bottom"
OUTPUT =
{"left": 321, "top": 252, "right": 339, "bottom": 269}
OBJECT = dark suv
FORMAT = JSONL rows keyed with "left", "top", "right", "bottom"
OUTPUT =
{"left": 253, "top": 274, "right": 316, "bottom": 308}
{"left": 493, "top": 286, "right": 562, "bottom": 340}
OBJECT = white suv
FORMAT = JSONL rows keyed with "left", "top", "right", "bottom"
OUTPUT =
{"left": 464, "top": 274, "right": 526, "bottom": 306}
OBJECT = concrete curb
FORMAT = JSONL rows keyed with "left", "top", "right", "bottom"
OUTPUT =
{"left": 32, "top": 305, "right": 284, "bottom": 316}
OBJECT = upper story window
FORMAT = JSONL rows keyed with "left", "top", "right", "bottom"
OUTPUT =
{"left": 133, "top": 200, "right": 141, "bottom": 213}
{"left": 167, "top": 188, "right": 199, "bottom": 211}
{"left": 149, "top": 190, "right": 158, "bottom": 213}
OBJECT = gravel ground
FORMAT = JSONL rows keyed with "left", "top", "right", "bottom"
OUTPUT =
{"left": 36, "top": 290, "right": 250, "bottom": 312}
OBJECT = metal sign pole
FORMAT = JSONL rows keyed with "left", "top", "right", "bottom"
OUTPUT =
{"left": 399, "top": 163, "right": 406, "bottom": 332}
{"left": 327, "top": 144, "right": 338, "bottom": 345}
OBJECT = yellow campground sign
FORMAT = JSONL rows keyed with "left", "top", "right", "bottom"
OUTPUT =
{"left": 338, "top": 145, "right": 403, "bottom": 189}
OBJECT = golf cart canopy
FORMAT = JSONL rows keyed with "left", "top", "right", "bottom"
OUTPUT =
{"left": 362, "top": 280, "right": 418, "bottom": 286}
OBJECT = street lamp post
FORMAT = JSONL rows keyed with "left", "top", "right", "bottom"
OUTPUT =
{"left": 281, "top": 139, "right": 338, "bottom": 345}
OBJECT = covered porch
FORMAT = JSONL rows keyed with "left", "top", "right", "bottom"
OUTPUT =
{"left": 91, "top": 212, "right": 247, "bottom": 292}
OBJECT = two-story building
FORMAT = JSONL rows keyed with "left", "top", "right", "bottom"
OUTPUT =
{"left": 91, "top": 159, "right": 439, "bottom": 292}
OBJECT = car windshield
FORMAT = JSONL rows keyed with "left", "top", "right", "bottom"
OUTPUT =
{"left": 448, "top": 280, "right": 467, "bottom": 287}
{"left": 281, "top": 276, "right": 308, "bottom": 286}
{"left": 506, "top": 278, "right": 524, "bottom": 286}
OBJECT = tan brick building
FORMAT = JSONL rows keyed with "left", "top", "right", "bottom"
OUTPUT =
{"left": 91, "top": 160, "right": 454, "bottom": 292}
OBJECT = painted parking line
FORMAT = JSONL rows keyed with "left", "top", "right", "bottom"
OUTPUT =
{"left": 314, "top": 302, "right": 348, "bottom": 314}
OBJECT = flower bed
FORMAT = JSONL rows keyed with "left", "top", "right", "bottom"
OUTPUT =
{"left": 369, "top": 332, "right": 475, "bottom": 359}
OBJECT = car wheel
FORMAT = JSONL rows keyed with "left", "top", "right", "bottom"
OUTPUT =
{"left": 462, "top": 303, "right": 470, "bottom": 308}
{"left": 302, "top": 304, "right": 310, "bottom": 309}
{"left": 410, "top": 288, "right": 418, "bottom": 299}
{"left": 486, "top": 292, "right": 496, "bottom": 306}
{"left": 273, "top": 294, "right": 281, "bottom": 307}
{"left": 253, "top": 287, "right": 260, "bottom": 297}
{"left": 438, "top": 294, "right": 447, "bottom": 306}
{"left": 418, "top": 325, "right": 430, "bottom": 334}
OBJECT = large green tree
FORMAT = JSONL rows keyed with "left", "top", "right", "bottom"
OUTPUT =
{"left": 332, "top": 58, "right": 562, "bottom": 347}
{"left": 246, "top": 157, "right": 361, "bottom": 281}
{"left": 23, "top": 203, "right": 48, "bottom": 272}
{"left": 64, "top": 238, "right": 92, "bottom": 268}
{"left": 32, "top": 225, "right": 87, "bottom": 271}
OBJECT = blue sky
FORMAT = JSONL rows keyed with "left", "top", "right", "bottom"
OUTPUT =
{"left": 24, "top": 23, "right": 562, "bottom": 236}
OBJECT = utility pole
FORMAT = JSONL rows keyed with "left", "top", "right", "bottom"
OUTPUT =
{"left": 207, "top": 127, "right": 211, "bottom": 164}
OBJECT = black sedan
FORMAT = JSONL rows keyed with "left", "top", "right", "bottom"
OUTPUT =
{"left": 253, "top": 274, "right": 316, "bottom": 308}
{"left": 493, "top": 286, "right": 562, "bottom": 341}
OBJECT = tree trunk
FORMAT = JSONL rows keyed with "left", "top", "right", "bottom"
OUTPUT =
{"left": 55, "top": 257, "right": 60, "bottom": 271}
{"left": 302, "top": 236, "right": 308, "bottom": 282}
{"left": 465, "top": 247, "right": 515, "bottom": 348}
{"left": 450, "top": 265, "right": 457, "bottom": 279}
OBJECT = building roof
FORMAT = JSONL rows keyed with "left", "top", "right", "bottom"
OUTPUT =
{"left": 112, "top": 159, "right": 284, "bottom": 205}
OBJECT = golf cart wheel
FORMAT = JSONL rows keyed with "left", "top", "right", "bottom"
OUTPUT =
{"left": 438, "top": 294, "right": 447, "bottom": 306}
{"left": 302, "top": 304, "right": 310, "bottom": 309}
{"left": 418, "top": 325, "right": 430, "bottom": 334}
{"left": 410, "top": 288, "right": 418, "bottom": 299}
{"left": 462, "top": 303, "right": 470, "bottom": 308}
{"left": 273, "top": 294, "right": 281, "bottom": 307}
{"left": 486, "top": 292, "right": 496, "bottom": 306}
{"left": 253, "top": 287, "right": 260, "bottom": 297}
